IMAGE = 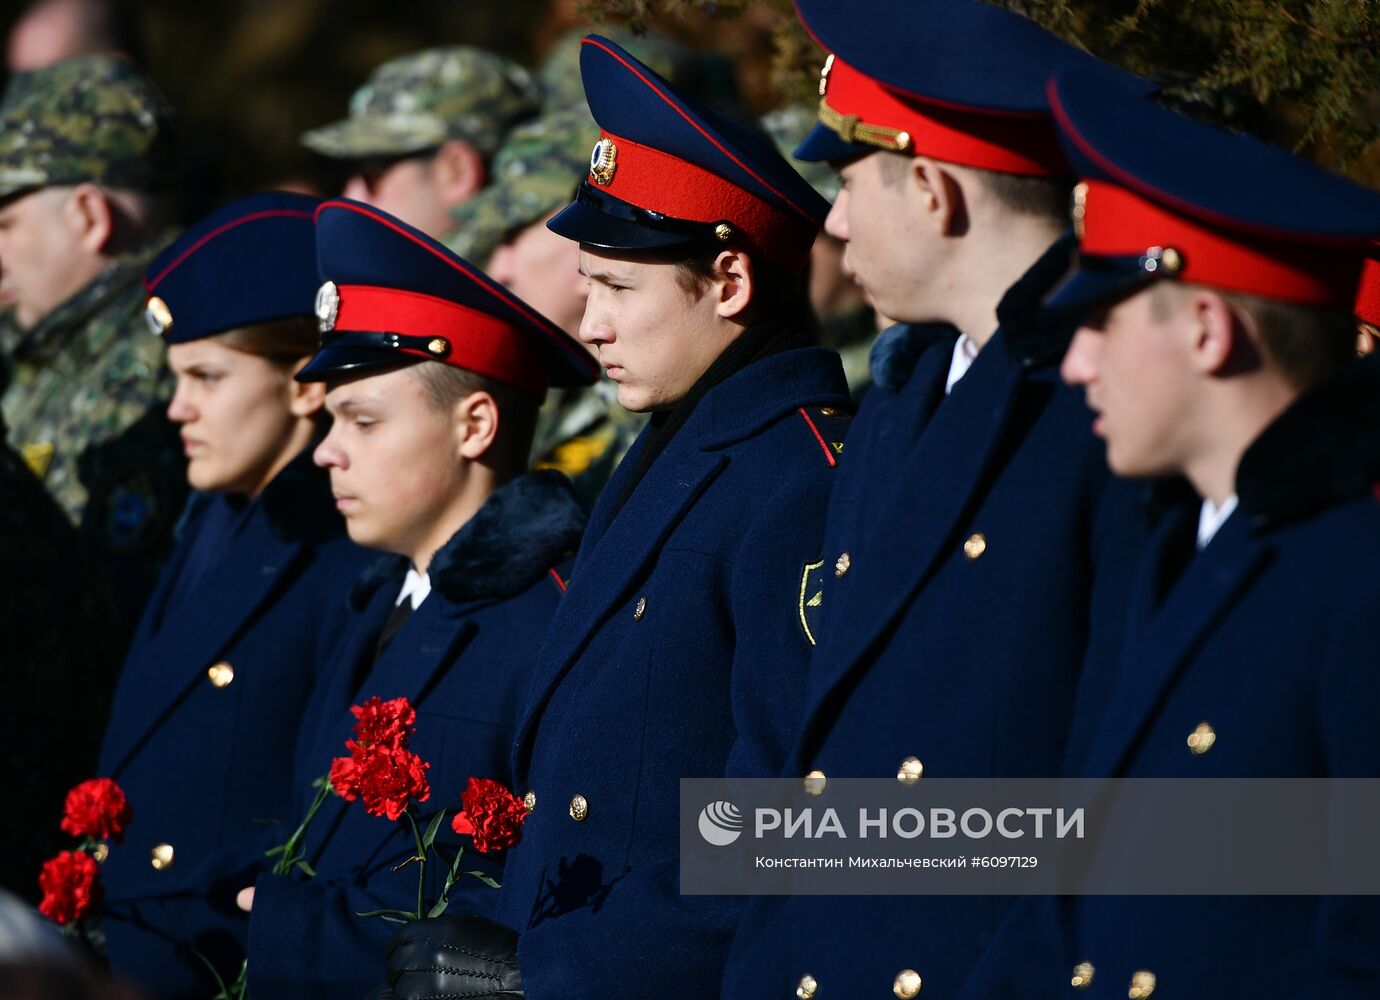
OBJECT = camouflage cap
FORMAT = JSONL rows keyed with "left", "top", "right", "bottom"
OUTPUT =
{"left": 301, "top": 46, "right": 541, "bottom": 161}
{"left": 0, "top": 55, "right": 178, "bottom": 200}
{"left": 443, "top": 106, "right": 598, "bottom": 266}
{"left": 762, "top": 105, "right": 840, "bottom": 203}
{"left": 539, "top": 27, "right": 716, "bottom": 112}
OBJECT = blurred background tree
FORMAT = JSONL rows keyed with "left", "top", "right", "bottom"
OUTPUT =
{"left": 1, "top": 0, "right": 1375, "bottom": 210}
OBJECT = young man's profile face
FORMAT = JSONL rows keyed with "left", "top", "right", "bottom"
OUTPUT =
{"left": 1061, "top": 284, "right": 1198, "bottom": 480}
{"left": 826, "top": 151, "right": 943, "bottom": 326}
{"left": 489, "top": 210, "right": 589, "bottom": 342}
{"left": 314, "top": 364, "right": 466, "bottom": 556}
{"left": 577, "top": 246, "right": 739, "bottom": 413}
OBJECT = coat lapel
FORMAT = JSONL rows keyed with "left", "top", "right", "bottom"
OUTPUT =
{"left": 803, "top": 336, "right": 1028, "bottom": 716}
{"left": 1078, "top": 509, "right": 1274, "bottom": 777}
{"left": 103, "top": 505, "right": 306, "bottom": 772}
{"left": 513, "top": 441, "right": 728, "bottom": 776}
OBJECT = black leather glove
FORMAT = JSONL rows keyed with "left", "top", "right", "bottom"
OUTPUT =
{"left": 385, "top": 915, "right": 524, "bottom": 999}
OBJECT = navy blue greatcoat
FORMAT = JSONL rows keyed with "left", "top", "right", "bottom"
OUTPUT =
{"left": 722, "top": 237, "right": 1145, "bottom": 998}
{"left": 246, "top": 470, "right": 586, "bottom": 1000}
{"left": 494, "top": 346, "right": 852, "bottom": 1000}
{"left": 1023, "top": 356, "right": 1380, "bottom": 1000}
{"left": 96, "top": 448, "right": 370, "bottom": 999}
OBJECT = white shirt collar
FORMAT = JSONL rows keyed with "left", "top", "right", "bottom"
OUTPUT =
{"left": 945, "top": 334, "right": 979, "bottom": 395}
{"left": 396, "top": 567, "right": 432, "bottom": 609}
{"left": 1196, "top": 494, "right": 1239, "bottom": 549}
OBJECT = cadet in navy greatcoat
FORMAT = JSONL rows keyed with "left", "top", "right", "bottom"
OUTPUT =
{"left": 95, "top": 193, "right": 373, "bottom": 998}
{"left": 959, "top": 69, "right": 1380, "bottom": 1000}
{"left": 722, "top": 3, "right": 1155, "bottom": 996}
{"left": 242, "top": 198, "right": 597, "bottom": 999}
{"left": 380, "top": 34, "right": 852, "bottom": 1000}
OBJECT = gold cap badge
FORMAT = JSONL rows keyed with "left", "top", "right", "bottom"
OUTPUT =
{"left": 144, "top": 296, "right": 173, "bottom": 337}
{"left": 590, "top": 138, "right": 618, "bottom": 186}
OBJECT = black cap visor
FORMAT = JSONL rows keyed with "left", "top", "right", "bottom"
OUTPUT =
{"left": 547, "top": 183, "right": 726, "bottom": 254}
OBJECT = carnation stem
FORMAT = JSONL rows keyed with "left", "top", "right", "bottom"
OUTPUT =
{"left": 404, "top": 809, "right": 426, "bottom": 920}
{"left": 271, "top": 777, "right": 334, "bottom": 877}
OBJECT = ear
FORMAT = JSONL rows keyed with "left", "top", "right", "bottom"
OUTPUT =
{"left": 430, "top": 140, "right": 487, "bottom": 208}
{"left": 287, "top": 358, "right": 327, "bottom": 417}
{"left": 712, "top": 248, "right": 755, "bottom": 320}
{"left": 454, "top": 389, "right": 500, "bottom": 461}
{"left": 910, "top": 157, "right": 965, "bottom": 237}
{"left": 64, "top": 183, "right": 115, "bottom": 255}
{"left": 1186, "top": 288, "right": 1245, "bottom": 376}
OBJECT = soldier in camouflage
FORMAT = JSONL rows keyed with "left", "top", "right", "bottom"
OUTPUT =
{"left": 762, "top": 105, "right": 880, "bottom": 399}
{"left": 301, "top": 46, "right": 541, "bottom": 238}
{"left": 446, "top": 107, "right": 645, "bottom": 510}
{"left": 0, "top": 53, "right": 186, "bottom": 628}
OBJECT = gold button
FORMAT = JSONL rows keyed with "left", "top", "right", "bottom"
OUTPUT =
{"left": 894, "top": 130, "right": 912, "bottom": 152}
{"left": 523, "top": 790, "right": 536, "bottom": 813}
{"left": 834, "top": 552, "right": 851, "bottom": 577}
{"left": 819, "top": 407, "right": 837, "bottom": 417}
{"left": 1071, "top": 962, "right": 1095, "bottom": 988}
{"left": 207, "top": 661, "right": 235, "bottom": 688}
{"left": 896, "top": 756, "right": 924, "bottom": 786}
{"left": 150, "top": 843, "right": 175, "bottom": 871}
{"left": 91, "top": 842, "right": 109, "bottom": 864}
{"left": 568, "top": 794, "right": 589, "bottom": 822}
{"left": 893, "top": 969, "right": 922, "bottom": 998}
{"left": 1128, "top": 970, "right": 1156, "bottom": 998}
{"left": 633, "top": 596, "right": 647, "bottom": 621}
{"left": 714, "top": 222, "right": 733, "bottom": 242}
{"left": 427, "top": 337, "right": 449, "bottom": 356}
{"left": 963, "top": 533, "right": 987, "bottom": 560}
{"left": 796, "top": 974, "right": 818, "bottom": 999}
{"left": 803, "top": 770, "right": 827, "bottom": 796}
{"left": 1186, "top": 721, "right": 1216, "bottom": 755}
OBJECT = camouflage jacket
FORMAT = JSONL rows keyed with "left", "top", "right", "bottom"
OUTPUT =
{"left": 2, "top": 233, "right": 187, "bottom": 616}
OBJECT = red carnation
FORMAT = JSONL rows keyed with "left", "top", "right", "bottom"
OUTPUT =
{"left": 451, "top": 778, "right": 527, "bottom": 854}
{"left": 336, "top": 745, "right": 430, "bottom": 821}
{"left": 59, "top": 778, "right": 132, "bottom": 843}
{"left": 351, "top": 696, "right": 416, "bottom": 751}
{"left": 38, "top": 850, "right": 102, "bottom": 926}
{"left": 329, "top": 697, "right": 430, "bottom": 822}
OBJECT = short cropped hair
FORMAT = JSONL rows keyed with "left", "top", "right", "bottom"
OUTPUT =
{"left": 407, "top": 362, "right": 539, "bottom": 473}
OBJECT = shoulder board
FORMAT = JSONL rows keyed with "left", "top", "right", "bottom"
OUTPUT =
{"left": 796, "top": 405, "right": 853, "bottom": 467}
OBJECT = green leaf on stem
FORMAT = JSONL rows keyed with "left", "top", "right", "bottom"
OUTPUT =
{"left": 465, "top": 870, "right": 503, "bottom": 890}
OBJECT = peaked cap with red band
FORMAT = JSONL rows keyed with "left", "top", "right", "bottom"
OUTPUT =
{"left": 1357, "top": 250, "right": 1380, "bottom": 327}
{"left": 792, "top": 0, "right": 1153, "bottom": 175}
{"left": 545, "top": 35, "right": 829, "bottom": 274}
{"left": 143, "top": 191, "right": 320, "bottom": 343}
{"left": 1045, "top": 70, "right": 1380, "bottom": 316}
{"left": 297, "top": 199, "right": 598, "bottom": 398}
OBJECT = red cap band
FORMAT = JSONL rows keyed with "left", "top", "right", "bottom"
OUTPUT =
{"left": 1357, "top": 252, "right": 1380, "bottom": 327}
{"left": 819, "top": 54, "right": 1068, "bottom": 176}
{"left": 335, "top": 284, "right": 547, "bottom": 398}
{"left": 593, "top": 130, "right": 820, "bottom": 273}
{"left": 1079, "top": 180, "right": 1364, "bottom": 309}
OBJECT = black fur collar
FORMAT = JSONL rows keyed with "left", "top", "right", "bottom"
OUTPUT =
{"left": 869, "top": 322, "right": 958, "bottom": 392}
{"left": 1238, "top": 355, "right": 1380, "bottom": 524}
{"left": 348, "top": 470, "right": 586, "bottom": 610}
